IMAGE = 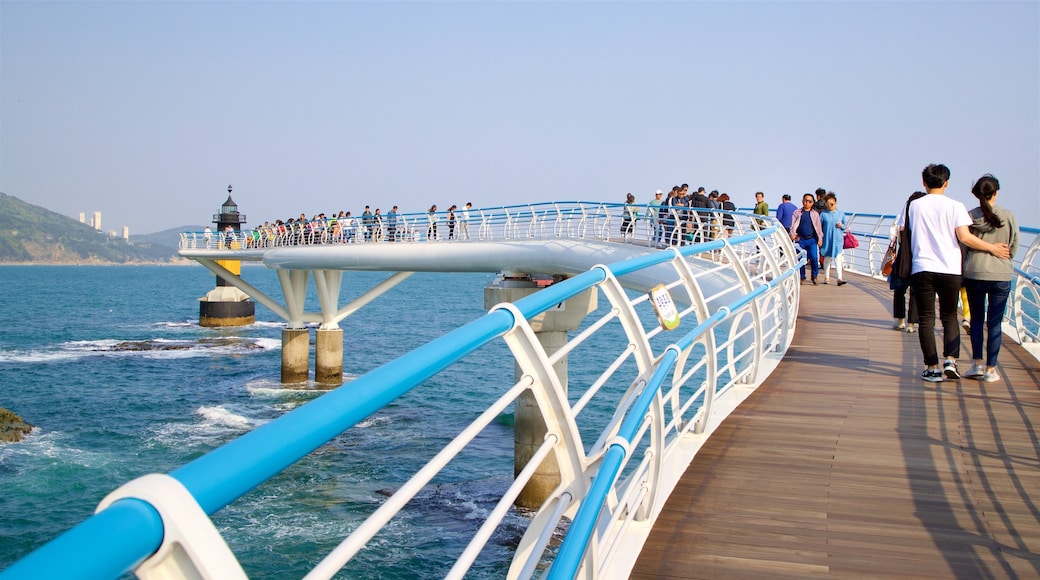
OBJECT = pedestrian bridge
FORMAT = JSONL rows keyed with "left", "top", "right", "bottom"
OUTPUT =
{"left": 177, "top": 202, "right": 759, "bottom": 331}
{"left": 5, "top": 202, "right": 1038, "bottom": 579}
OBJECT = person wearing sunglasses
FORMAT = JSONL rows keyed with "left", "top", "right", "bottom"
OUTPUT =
{"left": 788, "top": 194, "right": 824, "bottom": 285}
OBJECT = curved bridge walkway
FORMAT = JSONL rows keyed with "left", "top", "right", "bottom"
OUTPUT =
{"left": 632, "top": 274, "right": 1039, "bottom": 578}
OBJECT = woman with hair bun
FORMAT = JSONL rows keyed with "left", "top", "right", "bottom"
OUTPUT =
{"left": 962, "top": 174, "right": 1018, "bottom": 382}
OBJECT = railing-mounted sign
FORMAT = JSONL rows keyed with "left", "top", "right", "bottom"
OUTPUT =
{"left": 649, "top": 284, "right": 680, "bottom": 330}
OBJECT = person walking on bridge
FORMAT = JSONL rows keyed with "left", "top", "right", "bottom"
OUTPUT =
{"left": 909, "top": 164, "right": 1010, "bottom": 383}
{"left": 962, "top": 174, "right": 1018, "bottom": 383}
{"left": 788, "top": 194, "right": 823, "bottom": 285}
{"left": 647, "top": 190, "right": 664, "bottom": 245}
{"left": 427, "top": 205, "right": 439, "bottom": 241}
{"left": 459, "top": 203, "right": 472, "bottom": 240}
{"left": 819, "top": 192, "right": 848, "bottom": 286}
{"left": 775, "top": 194, "right": 797, "bottom": 231}
{"left": 386, "top": 206, "right": 398, "bottom": 242}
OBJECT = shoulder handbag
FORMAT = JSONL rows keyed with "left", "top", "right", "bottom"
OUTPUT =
{"left": 893, "top": 199, "right": 915, "bottom": 280}
{"left": 842, "top": 230, "right": 859, "bottom": 249}
{"left": 894, "top": 228, "right": 913, "bottom": 279}
{"left": 881, "top": 239, "right": 898, "bottom": 276}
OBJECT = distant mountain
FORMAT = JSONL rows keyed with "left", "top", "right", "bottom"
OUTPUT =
{"left": 0, "top": 192, "right": 188, "bottom": 264}
{"left": 130, "top": 226, "right": 208, "bottom": 253}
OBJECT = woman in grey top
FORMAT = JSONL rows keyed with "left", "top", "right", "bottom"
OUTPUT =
{"left": 962, "top": 174, "right": 1019, "bottom": 382}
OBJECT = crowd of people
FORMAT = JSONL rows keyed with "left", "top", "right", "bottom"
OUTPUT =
{"left": 204, "top": 203, "right": 478, "bottom": 247}
{"left": 625, "top": 168, "right": 1020, "bottom": 386}
{"left": 204, "top": 167, "right": 1019, "bottom": 384}
{"left": 625, "top": 185, "right": 854, "bottom": 289}
{"left": 624, "top": 184, "right": 740, "bottom": 247}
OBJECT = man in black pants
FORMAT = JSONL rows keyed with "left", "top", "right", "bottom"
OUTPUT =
{"left": 908, "top": 164, "right": 1009, "bottom": 382}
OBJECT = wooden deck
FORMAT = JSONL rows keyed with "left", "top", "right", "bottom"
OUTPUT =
{"left": 632, "top": 275, "right": 1040, "bottom": 578}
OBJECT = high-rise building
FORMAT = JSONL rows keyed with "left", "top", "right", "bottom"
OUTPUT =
{"left": 78, "top": 212, "right": 86, "bottom": 224}
{"left": 122, "top": 226, "right": 129, "bottom": 240}
{"left": 93, "top": 211, "right": 102, "bottom": 231}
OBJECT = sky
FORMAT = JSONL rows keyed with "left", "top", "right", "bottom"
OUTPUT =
{"left": 2, "top": 1, "right": 1038, "bottom": 235}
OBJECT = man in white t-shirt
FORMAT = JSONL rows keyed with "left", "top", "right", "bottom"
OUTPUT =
{"left": 909, "top": 164, "right": 1010, "bottom": 383}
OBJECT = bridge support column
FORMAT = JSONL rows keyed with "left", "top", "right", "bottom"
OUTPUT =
{"left": 281, "top": 328, "right": 310, "bottom": 383}
{"left": 315, "top": 328, "right": 344, "bottom": 386}
{"left": 485, "top": 276, "right": 597, "bottom": 510}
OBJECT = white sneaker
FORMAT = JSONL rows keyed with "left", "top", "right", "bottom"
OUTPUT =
{"left": 893, "top": 320, "right": 906, "bottom": 330}
{"left": 906, "top": 323, "right": 917, "bottom": 333}
{"left": 965, "top": 363, "right": 985, "bottom": 379}
{"left": 962, "top": 319, "right": 971, "bottom": 331}
{"left": 983, "top": 369, "right": 1001, "bottom": 383}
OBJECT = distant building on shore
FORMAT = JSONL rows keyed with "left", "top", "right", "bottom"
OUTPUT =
{"left": 77, "top": 209, "right": 128, "bottom": 239}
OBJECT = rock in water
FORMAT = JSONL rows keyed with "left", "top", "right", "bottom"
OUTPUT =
{"left": 0, "top": 408, "right": 34, "bottom": 443}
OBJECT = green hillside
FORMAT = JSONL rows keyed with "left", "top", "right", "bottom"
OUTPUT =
{"left": 0, "top": 192, "right": 184, "bottom": 264}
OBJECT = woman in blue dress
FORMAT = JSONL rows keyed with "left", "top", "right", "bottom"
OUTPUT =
{"left": 819, "top": 192, "right": 848, "bottom": 286}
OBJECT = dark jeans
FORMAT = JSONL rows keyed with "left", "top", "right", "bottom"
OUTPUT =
{"left": 963, "top": 278, "right": 1011, "bottom": 366}
{"left": 893, "top": 285, "right": 918, "bottom": 322}
{"left": 911, "top": 271, "right": 962, "bottom": 366}
{"left": 797, "top": 237, "right": 819, "bottom": 279}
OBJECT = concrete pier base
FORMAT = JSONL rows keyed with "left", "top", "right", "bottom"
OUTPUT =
{"left": 281, "top": 328, "right": 310, "bottom": 384}
{"left": 512, "top": 330, "right": 568, "bottom": 509}
{"left": 315, "top": 328, "right": 344, "bottom": 386}
{"left": 485, "top": 277, "right": 597, "bottom": 510}
{"left": 198, "top": 287, "right": 255, "bottom": 327}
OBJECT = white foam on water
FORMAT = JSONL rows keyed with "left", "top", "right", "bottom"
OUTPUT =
{"left": 0, "top": 335, "right": 283, "bottom": 364}
{"left": 250, "top": 321, "right": 285, "bottom": 329}
{"left": 355, "top": 414, "right": 390, "bottom": 429}
{"left": 252, "top": 337, "right": 282, "bottom": 350}
{"left": 146, "top": 404, "right": 270, "bottom": 450}
{"left": 0, "top": 430, "right": 109, "bottom": 470}
{"left": 457, "top": 498, "right": 487, "bottom": 521}
{"left": 196, "top": 405, "right": 258, "bottom": 429}
{"left": 0, "top": 347, "right": 89, "bottom": 364}
{"left": 151, "top": 320, "right": 197, "bottom": 329}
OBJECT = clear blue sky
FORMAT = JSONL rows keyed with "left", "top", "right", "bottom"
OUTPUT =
{"left": 2, "top": 1, "right": 1038, "bottom": 234}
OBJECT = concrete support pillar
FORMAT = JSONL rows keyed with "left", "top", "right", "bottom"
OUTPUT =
{"left": 281, "top": 328, "right": 310, "bottom": 384}
{"left": 512, "top": 330, "right": 568, "bottom": 509}
{"left": 485, "top": 277, "right": 597, "bottom": 510}
{"left": 315, "top": 328, "right": 344, "bottom": 386}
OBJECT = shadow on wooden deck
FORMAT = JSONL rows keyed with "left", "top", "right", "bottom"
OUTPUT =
{"left": 631, "top": 275, "right": 1040, "bottom": 578}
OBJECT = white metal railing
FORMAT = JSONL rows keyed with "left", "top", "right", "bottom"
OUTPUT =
{"left": 6, "top": 210, "right": 799, "bottom": 579}
{"left": 177, "top": 201, "right": 769, "bottom": 252}
{"left": 7, "top": 204, "right": 1037, "bottom": 580}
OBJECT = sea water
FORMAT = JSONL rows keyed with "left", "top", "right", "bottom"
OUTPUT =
{"left": 0, "top": 265, "right": 572, "bottom": 578}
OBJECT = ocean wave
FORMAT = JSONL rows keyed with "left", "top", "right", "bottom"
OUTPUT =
{"left": 0, "top": 430, "right": 110, "bottom": 470}
{"left": 146, "top": 404, "right": 270, "bottom": 450}
{"left": 0, "top": 336, "right": 280, "bottom": 364}
{"left": 151, "top": 320, "right": 199, "bottom": 329}
{"left": 0, "top": 347, "right": 91, "bottom": 364}
{"left": 196, "top": 405, "right": 258, "bottom": 429}
{"left": 250, "top": 321, "right": 287, "bottom": 329}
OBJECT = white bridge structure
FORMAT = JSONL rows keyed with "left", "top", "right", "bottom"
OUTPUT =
{"left": 5, "top": 202, "right": 1038, "bottom": 579}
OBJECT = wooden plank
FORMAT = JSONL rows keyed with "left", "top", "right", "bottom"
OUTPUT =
{"left": 629, "top": 276, "right": 1040, "bottom": 578}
